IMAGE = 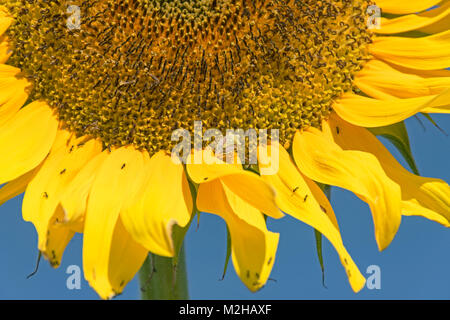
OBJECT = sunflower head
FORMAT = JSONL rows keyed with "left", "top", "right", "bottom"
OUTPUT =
{"left": 5, "top": 0, "right": 372, "bottom": 152}
{"left": 0, "top": 0, "right": 449, "bottom": 300}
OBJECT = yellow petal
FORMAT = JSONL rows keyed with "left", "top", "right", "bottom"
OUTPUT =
{"left": 422, "top": 106, "right": 450, "bottom": 113}
{"left": 0, "top": 164, "right": 40, "bottom": 206}
{"left": 0, "top": 101, "right": 58, "bottom": 184}
{"left": 96, "top": 216, "right": 148, "bottom": 300}
{"left": 43, "top": 205, "right": 75, "bottom": 267}
{"left": 22, "top": 137, "right": 102, "bottom": 258}
{"left": 370, "top": 31, "right": 450, "bottom": 70}
{"left": 0, "top": 66, "right": 30, "bottom": 127}
{"left": 355, "top": 59, "right": 450, "bottom": 99}
{"left": 0, "top": 36, "right": 11, "bottom": 63}
{"left": 60, "top": 152, "right": 108, "bottom": 228}
{"left": 328, "top": 114, "right": 450, "bottom": 227}
{"left": 186, "top": 150, "right": 283, "bottom": 219}
{"left": 293, "top": 127, "right": 402, "bottom": 251}
{"left": 121, "top": 151, "right": 193, "bottom": 257}
{"left": 196, "top": 179, "right": 279, "bottom": 292}
{"left": 0, "top": 64, "right": 22, "bottom": 77}
{"left": 83, "top": 147, "right": 149, "bottom": 299}
{"left": 0, "top": 8, "right": 12, "bottom": 37}
{"left": 333, "top": 90, "right": 450, "bottom": 127}
{"left": 419, "top": 13, "right": 450, "bottom": 34}
{"left": 375, "top": 0, "right": 443, "bottom": 14}
{"left": 378, "top": 2, "right": 450, "bottom": 34}
{"left": 49, "top": 130, "right": 73, "bottom": 154}
{"left": 258, "top": 143, "right": 366, "bottom": 292}
{"left": 402, "top": 201, "right": 450, "bottom": 226}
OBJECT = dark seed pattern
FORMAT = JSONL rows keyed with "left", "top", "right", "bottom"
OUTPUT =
{"left": 4, "top": 0, "right": 373, "bottom": 153}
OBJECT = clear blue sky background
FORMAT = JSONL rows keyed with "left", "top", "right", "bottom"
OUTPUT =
{"left": 0, "top": 114, "right": 448, "bottom": 300}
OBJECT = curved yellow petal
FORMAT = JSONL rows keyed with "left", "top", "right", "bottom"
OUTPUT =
{"left": 0, "top": 164, "right": 40, "bottom": 207}
{"left": 49, "top": 129, "right": 73, "bottom": 154}
{"left": 22, "top": 137, "right": 102, "bottom": 258}
{"left": 378, "top": 2, "right": 450, "bottom": 34}
{"left": 196, "top": 179, "right": 279, "bottom": 292}
{"left": 355, "top": 59, "right": 450, "bottom": 99}
{"left": 419, "top": 14, "right": 450, "bottom": 34}
{"left": 402, "top": 201, "right": 450, "bottom": 226}
{"left": 380, "top": 66, "right": 450, "bottom": 78}
{"left": 0, "top": 101, "right": 58, "bottom": 184}
{"left": 121, "top": 151, "right": 193, "bottom": 257}
{"left": 60, "top": 152, "right": 108, "bottom": 228}
{"left": 83, "top": 147, "right": 149, "bottom": 299}
{"left": 97, "top": 216, "right": 148, "bottom": 300}
{"left": 422, "top": 106, "right": 450, "bottom": 113}
{"left": 293, "top": 127, "right": 402, "bottom": 251}
{"left": 328, "top": 114, "right": 450, "bottom": 227}
{"left": 258, "top": 143, "right": 365, "bottom": 292}
{"left": 370, "top": 31, "right": 450, "bottom": 70}
{"left": 376, "top": 0, "right": 443, "bottom": 14}
{"left": 0, "top": 63, "right": 22, "bottom": 76}
{"left": 333, "top": 90, "right": 450, "bottom": 127}
{"left": 186, "top": 150, "right": 283, "bottom": 219}
{"left": 0, "top": 8, "right": 12, "bottom": 37}
{"left": 42, "top": 205, "right": 75, "bottom": 267}
{"left": 0, "top": 66, "right": 30, "bottom": 127}
{"left": 0, "top": 36, "right": 11, "bottom": 63}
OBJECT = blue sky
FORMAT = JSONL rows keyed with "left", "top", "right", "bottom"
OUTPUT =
{"left": 0, "top": 114, "right": 449, "bottom": 300}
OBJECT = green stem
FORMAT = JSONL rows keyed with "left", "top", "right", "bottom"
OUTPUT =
{"left": 139, "top": 245, "right": 189, "bottom": 300}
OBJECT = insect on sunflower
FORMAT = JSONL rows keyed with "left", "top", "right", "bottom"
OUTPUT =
{"left": 0, "top": 0, "right": 449, "bottom": 299}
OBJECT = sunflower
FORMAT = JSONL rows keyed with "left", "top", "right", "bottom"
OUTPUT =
{"left": 0, "top": 0, "right": 449, "bottom": 299}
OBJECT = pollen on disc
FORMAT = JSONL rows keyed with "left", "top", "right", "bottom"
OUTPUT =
{"left": 3, "top": 0, "right": 373, "bottom": 153}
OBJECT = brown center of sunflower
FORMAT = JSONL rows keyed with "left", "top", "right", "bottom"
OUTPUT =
{"left": 4, "top": 0, "right": 373, "bottom": 152}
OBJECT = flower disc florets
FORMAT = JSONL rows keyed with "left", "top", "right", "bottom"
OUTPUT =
{"left": 4, "top": 0, "right": 373, "bottom": 152}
